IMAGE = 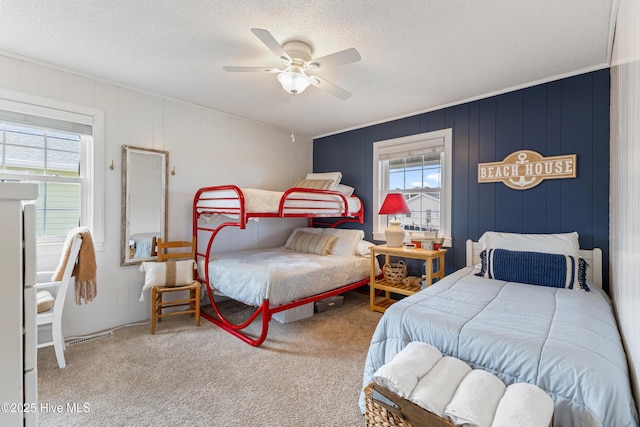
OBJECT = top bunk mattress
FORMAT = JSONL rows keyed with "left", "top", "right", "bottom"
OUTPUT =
{"left": 194, "top": 187, "right": 361, "bottom": 217}
{"left": 198, "top": 246, "right": 372, "bottom": 306}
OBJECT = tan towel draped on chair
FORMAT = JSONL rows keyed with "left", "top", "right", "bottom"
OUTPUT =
{"left": 52, "top": 226, "right": 97, "bottom": 304}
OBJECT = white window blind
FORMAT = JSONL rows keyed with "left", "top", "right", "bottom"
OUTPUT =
{"left": 0, "top": 109, "right": 93, "bottom": 135}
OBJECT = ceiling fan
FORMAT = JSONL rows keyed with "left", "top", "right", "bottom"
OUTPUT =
{"left": 223, "top": 28, "right": 361, "bottom": 100}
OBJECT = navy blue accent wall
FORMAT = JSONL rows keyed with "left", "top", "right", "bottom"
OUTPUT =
{"left": 314, "top": 70, "right": 610, "bottom": 290}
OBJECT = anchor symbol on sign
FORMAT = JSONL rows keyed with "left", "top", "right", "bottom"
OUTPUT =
{"left": 509, "top": 152, "right": 536, "bottom": 188}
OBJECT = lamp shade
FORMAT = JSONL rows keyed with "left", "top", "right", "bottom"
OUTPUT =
{"left": 378, "top": 193, "right": 411, "bottom": 215}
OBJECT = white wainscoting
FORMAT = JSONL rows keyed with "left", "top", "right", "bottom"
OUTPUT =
{"left": 0, "top": 52, "right": 312, "bottom": 337}
{"left": 610, "top": 0, "right": 640, "bottom": 409}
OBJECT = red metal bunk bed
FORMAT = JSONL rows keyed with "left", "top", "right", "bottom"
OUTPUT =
{"left": 192, "top": 184, "right": 368, "bottom": 346}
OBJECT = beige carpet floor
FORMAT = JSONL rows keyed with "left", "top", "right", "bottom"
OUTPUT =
{"left": 37, "top": 291, "right": 382, "bottom": 426}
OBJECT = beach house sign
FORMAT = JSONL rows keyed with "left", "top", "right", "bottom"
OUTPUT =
{"left": 478, "top": 150, "right": 576, "bottom": 190}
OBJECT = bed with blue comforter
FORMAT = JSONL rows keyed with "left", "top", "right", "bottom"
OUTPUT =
{"left": 361, "top": 250, "right": 638, "bottom": 426}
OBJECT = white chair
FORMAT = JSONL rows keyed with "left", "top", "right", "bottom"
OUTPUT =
{"left": 35, "top": 234, "right": 82, "bottom": 369}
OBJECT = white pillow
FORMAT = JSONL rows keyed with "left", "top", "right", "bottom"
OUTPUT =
{"left": 284, "top": 227, "right": 323, "bottom": 248}
{"left": 305, "top": 172, "right": 342, "bottom": 189}
{"left": 336, "top": 183, "right": 355, "bottom": 197}
{"left": 321, "top": 228, "right": 364, "bottom": 257}
{"left": 139, "top": 260, "right": 196, "bottom": 301}
{"left": 356, "top": 240, "right": 375, "bottom": 257}
{"left": 479, "top": 231, "right": 580, "bottom": 256}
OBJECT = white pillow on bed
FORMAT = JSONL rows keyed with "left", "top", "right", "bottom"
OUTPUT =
{"left": 356, "top": 240, "right": 375, "bottom": 257}
{"left": 336, "top": 184, "right": 355, "bottom": 197}
{"left": 479, "top": 231, "right": 580, "bottom": 256}
{"left": 322, "top": 228, "right": 364, "bottom": 257}
{"left": 305, "top": 172, "right": 342, "bottom": 189}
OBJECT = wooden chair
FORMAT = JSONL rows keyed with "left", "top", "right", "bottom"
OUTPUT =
{"left": 150, "top": 237, "right": 200, "bottom": 334}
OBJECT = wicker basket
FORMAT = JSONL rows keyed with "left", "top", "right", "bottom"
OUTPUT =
{"left": 364, "top": 381, "right": 553, "bottom": 427}
{"left": 364, "top": 382, "right": 457, "bottom": 427}
{"left": 383, "top": 260, "right": 407, "bottom": 284}
{"left": 364, "top": 383, "right": 413, "bottom": 427}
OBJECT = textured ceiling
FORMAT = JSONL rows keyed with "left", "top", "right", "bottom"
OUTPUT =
{"left": 0, "top": 1, "right": 617, "bottom": 138}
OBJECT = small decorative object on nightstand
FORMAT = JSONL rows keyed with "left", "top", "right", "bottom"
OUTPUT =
{"left": 378, "top": 193, "right": 411, "bottom": 247}
{"left": 370, "top": 244, "right": 447, "bottom": 313}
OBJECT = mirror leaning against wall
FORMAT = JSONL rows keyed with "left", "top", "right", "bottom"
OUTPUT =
{"left": 121, "top": 145, "right": 168, "bottom": 266}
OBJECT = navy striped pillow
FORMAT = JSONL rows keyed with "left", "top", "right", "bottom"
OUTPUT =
{"left": 477, "top": 248, "right": 589, "bottom": 291}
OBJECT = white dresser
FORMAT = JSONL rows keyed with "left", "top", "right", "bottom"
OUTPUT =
{"left": 0, "top": 183, "right": 38, "bottom": 427}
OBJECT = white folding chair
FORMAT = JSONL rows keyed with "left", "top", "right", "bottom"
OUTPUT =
{"left": 35, "top": 234, "right": 82, "bottom": 369}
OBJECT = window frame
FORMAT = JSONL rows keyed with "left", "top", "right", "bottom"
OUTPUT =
{"left": 0, "top": 88, "right": 104, "bottom": 255}
{"left": 372, "top": 129, "right": 452, "bottom": 246}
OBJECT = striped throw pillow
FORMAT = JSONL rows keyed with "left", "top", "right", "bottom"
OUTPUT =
{"left": 292, "top": 179, "right": 335, "bottom": 190}
{"left": 139, "top": 260, "right": 195, "bottom": 288}
{"left": 477, "top": 248, "right": 589, "bottom": 291}
{"left": 139, "top": 260, "right": 197, "bottom": 301}
{"left": 285, "top": 231, "right": 338, "bottom": 255}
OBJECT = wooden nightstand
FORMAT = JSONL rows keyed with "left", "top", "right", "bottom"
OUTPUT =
{"left": 370, "top": 244, "right": 447, "bottom": 313}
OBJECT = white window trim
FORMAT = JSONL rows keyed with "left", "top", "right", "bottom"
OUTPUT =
{"left": 373, "top": 128, "right": 452, "bottom": 247}
{"left": 0, "top": 88, "right": 105, "bottom": 255}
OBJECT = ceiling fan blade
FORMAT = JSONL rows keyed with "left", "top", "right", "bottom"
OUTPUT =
{"left": 309, "top": 48, "right": 361, "bottom": 69}
{"left": 309, "top": 75, "right": 352, "bottom": 100}
{"left": 223, "top": 66, "right": 280, "bottom": 73}
{"left": 250, "top": 28, "right": 291, "bottom": 63}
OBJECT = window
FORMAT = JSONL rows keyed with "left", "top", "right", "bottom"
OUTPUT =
{"left": 0, "top": 90, "right": 104, "bottom": 254}
{"left": 1, "top": 122, "right": 86, "bottom": 241}
{"left": 373, "top": 129, "right": 452, "bottom": 245}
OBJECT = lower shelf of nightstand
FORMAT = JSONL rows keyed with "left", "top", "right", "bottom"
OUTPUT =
{"left": 371, "top": 297, "right": 397, "bottom": 313}
{"left": 373, "top": 280, "right": 422, "bottom": 295}
{"left": 370, "top": 280, "right": 424, "bottom": 313}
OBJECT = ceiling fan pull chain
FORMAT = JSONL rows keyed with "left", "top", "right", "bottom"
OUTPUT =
{"left": 291, "top": 95, "right": 296, "bottom": 143}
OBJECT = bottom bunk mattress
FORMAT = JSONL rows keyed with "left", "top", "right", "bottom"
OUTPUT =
{"left": 361, "top": 267, "right": 638, "bottom": 427}
{"left": 199, "top": 246, "right": 372, "bottom": 307}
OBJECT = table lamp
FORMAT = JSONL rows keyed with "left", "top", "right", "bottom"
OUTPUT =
{"left": 378, "top": 193, "right": 411, "bottom": 247}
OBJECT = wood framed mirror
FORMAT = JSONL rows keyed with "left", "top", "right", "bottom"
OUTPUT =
{"left": 121, "top": 145, "right": 168, "bottom": 266}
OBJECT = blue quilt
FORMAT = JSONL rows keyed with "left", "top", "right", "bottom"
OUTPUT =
{"left": 361, "top": 267, "right": 638, "bottom": 427}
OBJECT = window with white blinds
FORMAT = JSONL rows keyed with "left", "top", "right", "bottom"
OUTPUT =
{"left": 0, "top": 91, "right": 104, "bottom": 252}
{"left": 0, "top": 119, "right": 89, "bottom": 241}
{"left": 373, "top": 129, "right": 452, "bottom": 244}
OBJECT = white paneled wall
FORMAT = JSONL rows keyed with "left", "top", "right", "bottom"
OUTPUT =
{"left": 610, "top": 0, "right": 640, "bottom": 409}
{"left": 0, "top": 53, "right": 312, "bottom": 336}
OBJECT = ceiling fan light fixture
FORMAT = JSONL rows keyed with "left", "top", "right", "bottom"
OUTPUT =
{"left": 224, "top": 29, "right": 360, "bottom": 100}
{"left": 277, "top": 69, "right": 311, "bottom": 95}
